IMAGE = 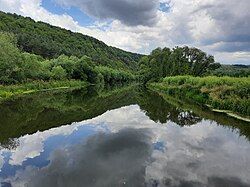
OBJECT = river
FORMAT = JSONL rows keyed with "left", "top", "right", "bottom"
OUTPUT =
{"left": 0, "top": 85, "right": 250, "bottom": 187}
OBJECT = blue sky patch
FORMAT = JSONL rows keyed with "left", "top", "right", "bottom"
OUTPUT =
{"left": 159, "top": 3, "right": 171, "bottom": 13}
{"left": 42, "top": 0, "right": 95, "bottom": 26}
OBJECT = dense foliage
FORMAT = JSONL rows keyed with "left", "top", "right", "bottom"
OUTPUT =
{"left": 139, "top": 47, "right": 220, "bottom": 83}
{"left": 150, "top": 76, "right": 250, "bottom": 116}
{"left": 0, "top": 32, "right": 135, "bottom": 85}
{"left": 95, "top": 66, "right": 135, "bottom": 84}
{"left": 0, "top": 11, "right": 141, "bottom": 70}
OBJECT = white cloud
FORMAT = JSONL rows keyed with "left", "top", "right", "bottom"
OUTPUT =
{"left": 8, "top": 124, "right": 79, "bottom": 166}
{"left": 145, "top": 121, "right": 250, "bottom": 186}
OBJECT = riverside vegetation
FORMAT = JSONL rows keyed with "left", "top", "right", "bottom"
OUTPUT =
{"left": 0, "top": 11, "right": 249, "bottom": 119}
{"left": 0, "top": 31, "right": 135, "bottom": 100}
{"left": 136, "top": 47, "right": 249, "bottom": 119}
{"left": 149, "top": 76, "right": 250, "bottom": 118}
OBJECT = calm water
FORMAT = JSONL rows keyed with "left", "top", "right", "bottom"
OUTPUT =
{"left": 0, "top": 86, "right": 250, "bottom": 187}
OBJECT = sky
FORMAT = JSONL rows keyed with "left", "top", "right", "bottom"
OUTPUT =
{"left": 0, "top": 0, "right": 250, "bottom": 65}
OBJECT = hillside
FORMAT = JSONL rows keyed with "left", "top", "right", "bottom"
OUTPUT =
{"left": 0, "top": 11, "right": 142, "bottom": 70}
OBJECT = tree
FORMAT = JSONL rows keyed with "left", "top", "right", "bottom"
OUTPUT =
{"left": 0, "top": 32, "right": 22, "bottom": 84}
{"left": 51, "top": 66, "right": 67, "bottom": 80}
{"left": 139, "top": 46, "right": 218, "bottom": 83}
{"left": 21, "top": 52, "right": 45, "bottom": 81}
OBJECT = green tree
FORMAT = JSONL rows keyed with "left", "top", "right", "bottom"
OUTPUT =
{"left": 51, "top": 66, "right": 67, "bottom": 80}
{"left": 139, "top": 46, "right": 218, "bottom": 83}
{"left": 0, "top": 32, "right": 22, "bottom": 84}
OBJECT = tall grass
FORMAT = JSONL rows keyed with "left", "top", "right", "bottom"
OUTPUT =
{"left": 149, "top": 76, "right": 250, "bottom": 117}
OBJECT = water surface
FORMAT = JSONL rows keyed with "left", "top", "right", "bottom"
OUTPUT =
{"left": 0, "top": 86, "right": 250, "bottom": 187}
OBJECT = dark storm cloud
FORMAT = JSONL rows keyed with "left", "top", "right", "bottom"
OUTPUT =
{"left": 56, "top": 0, "right": 158, "bottom": 26}
{"left": 17, "top": 128, "right": 153, "bottom": 187}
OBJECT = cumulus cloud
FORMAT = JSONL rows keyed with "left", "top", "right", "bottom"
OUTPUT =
{"left": 7, "top": 122, "right": 81, "bottom": 166}
{"left": 190, "top": 0, "right": 250, "bottom": 53}
{"left": 144, "top": 121, "right": 250, "bottom": 186}
{"left": 55, "top": 0, "right": 159, "bottom": 26}
{"left": 6, "top": 128, "right": 153, "bottom": 187}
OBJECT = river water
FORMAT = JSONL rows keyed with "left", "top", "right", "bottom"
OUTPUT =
{"left": 0, "top": 85, "right": 250, "bottom": 187}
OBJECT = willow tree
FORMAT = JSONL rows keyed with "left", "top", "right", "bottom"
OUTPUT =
{"left": 139, "top": 46, "right": 220, "bottom": 82}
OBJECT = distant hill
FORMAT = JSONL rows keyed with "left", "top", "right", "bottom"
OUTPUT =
{"left": 0, "top": 11, "right": 142, "bottom": 70}
{"left": 210, "top": 64, "right": 250, "bottom": 77}
{"left": 232, "top": 64, "right": 250, "bottom": 69}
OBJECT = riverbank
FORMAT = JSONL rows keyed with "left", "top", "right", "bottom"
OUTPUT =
{"left": 0, "top": 80, "right": 88, "bottom": 102}
{"left": 148, "top": 76, "right": 250, "bottom": 121}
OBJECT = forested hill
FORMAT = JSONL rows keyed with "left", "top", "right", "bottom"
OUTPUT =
{"left": 0, "top": 11, "right": 142, "bottom": 70}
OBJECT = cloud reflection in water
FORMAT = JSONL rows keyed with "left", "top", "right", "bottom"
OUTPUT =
{"left": 0, "top": 105, "right": 250, "bottom": 187}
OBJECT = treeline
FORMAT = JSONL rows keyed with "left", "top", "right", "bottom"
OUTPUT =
{"left": 138, "top": 47, "right": 220, "bottom": 83}
{"left": 0, "top": 32, "right": 135, "bottom": 85}
{"left": 0, "top": 11, "right": 141, "bottom": 70}
{"left": 209, "top": 65, "right": 250, "bottom": 77}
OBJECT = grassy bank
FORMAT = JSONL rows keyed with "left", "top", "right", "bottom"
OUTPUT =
{"left": 0, "top": 80, "right": 88, "bottom": 101}
{"left": 149, "top": 76, "right": 250, "bottom": 118}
